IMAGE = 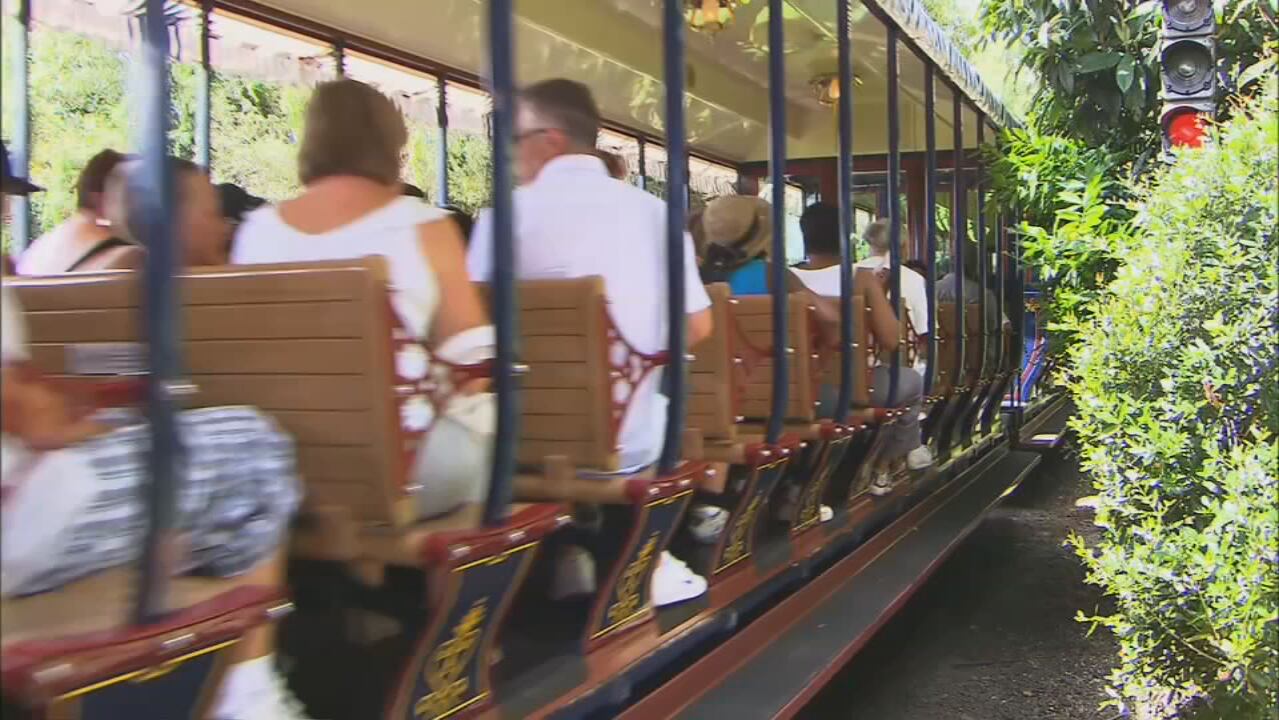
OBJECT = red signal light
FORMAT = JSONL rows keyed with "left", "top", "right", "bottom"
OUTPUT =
{"left": 1165, "top": 108, "right": 1207, "bottom": 149}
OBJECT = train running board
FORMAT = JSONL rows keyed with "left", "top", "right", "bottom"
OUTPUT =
{"left": 617, "top": 447, "right": 1042, "bottom": 720}
{"left": 1016, "top": 395, "right": 1073, "bottom": 451}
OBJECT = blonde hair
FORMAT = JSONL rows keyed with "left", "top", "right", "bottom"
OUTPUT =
{"left": 298, "top": 79, "right": 407, "bottom": 186}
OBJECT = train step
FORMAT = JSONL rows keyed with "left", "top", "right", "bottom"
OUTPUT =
{"left": 617, "top": 447, "right": 1043, "bottom": 720}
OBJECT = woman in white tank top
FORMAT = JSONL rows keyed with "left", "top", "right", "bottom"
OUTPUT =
{"left": 232, "top": 79, "right": 494, "bottom": 519}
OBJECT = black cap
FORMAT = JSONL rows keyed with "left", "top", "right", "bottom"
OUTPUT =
{"left": 1, "top": 142, "right": 42, "bottom": 195}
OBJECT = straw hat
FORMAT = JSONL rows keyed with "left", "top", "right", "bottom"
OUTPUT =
{"left": 701, "top": 194, "right": 773, "bottom": 259}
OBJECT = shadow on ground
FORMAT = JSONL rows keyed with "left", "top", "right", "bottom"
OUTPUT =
{"left": 800, "top": 449, "right": 1117, "bottom": 720}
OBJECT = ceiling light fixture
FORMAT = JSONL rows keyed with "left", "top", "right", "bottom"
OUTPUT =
{"left": 685, "top": 0, "right": 750, "bottom": 34}
{"left": 811, "top": 73, "right": 864, "bottom": 106}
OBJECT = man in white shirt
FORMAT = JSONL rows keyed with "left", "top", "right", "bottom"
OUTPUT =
{"left": 468, "top": 79, "right": 713, "bottom": 606}
{"left": 854, "top": 220, "right": 929, "bottom": 364}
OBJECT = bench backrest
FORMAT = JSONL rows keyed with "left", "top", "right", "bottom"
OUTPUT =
{"left": 730, "top": 294, "right": 819, "bottom": 422}
{"left": 688, "top": 284, "right": 738, "bottom": 442}
{"left": 504, "top": 277, "right": 619, "bottom": 472}
{"left": 8, "top": 258, "right": 416, "bottom": 531}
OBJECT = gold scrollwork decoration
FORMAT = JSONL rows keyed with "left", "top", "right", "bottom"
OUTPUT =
{"left": 414, "top": 600, "right": 488, "bottom": 719}
{"left": 718, "top": 494, "right": 762, "bottom": 570}
{"left": 606, "top": 532, "right": 660, "bottom": 626}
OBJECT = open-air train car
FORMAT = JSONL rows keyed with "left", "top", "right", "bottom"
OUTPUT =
{"left": 1, "top": 1, "right": 1070, "bottom": 719}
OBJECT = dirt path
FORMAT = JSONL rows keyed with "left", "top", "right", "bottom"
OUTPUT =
{"left": 802, "top": 450, "right": 1118, "bottom": 720}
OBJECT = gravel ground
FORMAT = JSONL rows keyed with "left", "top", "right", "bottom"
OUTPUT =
{"left": 801, "top": 449, "right": 1118, "bottom": 720}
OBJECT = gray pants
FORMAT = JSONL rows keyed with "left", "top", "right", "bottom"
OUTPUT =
{"left": 819, "top": 365, "right": 924, "bottom": 460}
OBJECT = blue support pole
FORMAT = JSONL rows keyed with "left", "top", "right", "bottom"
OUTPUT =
{"left": 11, "top": 0, "right": 32, "bottom": 250}
{"left": 952, "top": 91, "right": 966, "bottom": 382}
{"left": 975, "top": 116, "right": 987, "bottom": 380}
{"left": 195, "top": 0, "right": 212, "bottom": 170}
{"left": 436, "top": 76, "right": 450, "bottom": 207}
{"left": 765, "top": 0, "right": 790, "bottom": 444}
{"left": 833, "top": 0, "right": 854, "bottom": 423}
{"left": 482, "top": 0, "right": 518, "bottom": 527}
{"left": 657, "top": 0, "right": 688, "bottom": 474}
{"left": 333, "top": 38, "right": 346, "bottom": 77}
{"left": 134, "top": 0, "right": 182, "bottom": 626}
{"left": 885, "top": 27, "right": 902, "bottom": 406}
{"left": 923, "top": 64, "right": 938, "bottom": 396}
{"left": 638, "top": 136, "right": 648, "bottom": 191}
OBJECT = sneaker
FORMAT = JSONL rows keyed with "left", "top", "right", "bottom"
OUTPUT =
{"left": 214, "top": 659, "right": 315, "bottom": 720}
{"left": 906, "top": 445, "right": 935, "bottom": 470}
{"left": 819, "top": 505, "right": 834, "bottom": 523}
{"left": 868, "top": 470, "right": 894, "bottom": 497}
{"left": 688, "top": 504, "right": 728, "bottom": 543}
{"left": 549, "top": 545, "right": 596, "bottom": 600}
{"left": 650, "top": 551, "right": 708, "bottom": 607}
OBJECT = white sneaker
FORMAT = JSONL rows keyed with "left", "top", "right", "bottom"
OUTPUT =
{"left": 906, "top": 445, "right": 935, "bottom": 470}
{"left": 214, "top": 658, "right": 315, "bottom": 720}
{"left": 868, "top": 471, "right": 894, "bottom": 497}
{"left": 650, "top": 551, "right": 707, "bottom": 607}
{"left": 819, "top": 505, "right": 834, "bottom": 523}
{"left": 688, "top": 504, "right": 728, "bottom": 543}
{"left": 549, "top": 545, "right": 596, "bottom": 600}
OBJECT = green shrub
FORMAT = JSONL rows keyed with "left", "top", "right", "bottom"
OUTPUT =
{"left": 1066, "top": 84, "right": 1278, "bottom": 718}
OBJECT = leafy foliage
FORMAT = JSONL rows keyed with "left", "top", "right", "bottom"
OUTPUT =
{"left": 1065, "top": 86, "right": 1279, "bottom": 719}
{"left": 981, "top": 0, "right": 1278, "bottom": 158}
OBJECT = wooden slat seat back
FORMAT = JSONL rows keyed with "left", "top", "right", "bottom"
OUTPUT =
{"left": 935, "top": 301, "right": 958, "bottom": 393}
{"left": 964, "top": 304, "right": 984, "bottom": 383}
{"left": 8, "top": 258, "right": 414, "bottom": 532}
{"left": 731, "top": 294, "right": 818, "bottom": 422}
{"left": 815, "top": 296, "right": 869, "bottom": 408}
{"left": 688, "top": 283, "right": 738, "bottom": 442}
{"left": 495, "top": 277, "right": 618, "bottom": 472}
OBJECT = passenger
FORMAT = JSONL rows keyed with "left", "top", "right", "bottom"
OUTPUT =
{"left": 1, "top": 145, "right": 311, "bottom": 719}
{"left": 231, "top": 79, "right": 494, "bottom": 519}
{"left": 791, "top": 203, "right": 935, "bottom": 488}
{"left": 853, "top": 220, "right": 930, "bottom": 357}
{"left": 218, "top": 182, "right": 268, "bottom": 226}
{"left": 467, "top": 78, "right": 713, "bottom": 607}
{"left": 596, "top": 149, "right": 628, "bottom": 181}
{"left": 442, "top": 204, "right": 474, "bottom": 243}
{"left": 95, "top": 158, "right": 233, "bottom": 269}
{"left": 937, "top": 245, "right": 1011, "bottom": 371}
{"left": 16, "top": 149, "right": 132, "bottom": 274}
{"left": 698, "top": 194, "right": 772, "bottom": 294}
{"left": 904, "top": 258, "right": 928, "bottom": 277}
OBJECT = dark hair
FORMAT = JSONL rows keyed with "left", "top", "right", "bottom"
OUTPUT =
{"left": 799, "top": 202, "right": 841, "bottom": 257}
{"left": 402, "top": 182, "right": 426, "bottom": 199}
{"left": 519, "top": 78, "right": 601, "bottom": 149}
{"left": 904, "top": 258, "right": 927, "bottom": 276}
{"left": 217, "top": 183, "right": 266, "bottom": 224}
{"left": 77, "top": 149, "right": 129, "bottom": 210}
{"left": 443, "top": 205, "right": 474, "bottom": 243}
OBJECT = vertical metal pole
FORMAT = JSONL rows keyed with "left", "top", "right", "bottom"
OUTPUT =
{"left": 975, "top": 115, "right": 987, "bottom": 380}
{"left": 436, "top": 76, "right": 450, "bottom": 207}
{"left": 333, "top": 38, "right": 346, "bottom": 77}
{"left": 994, "top": 211, "right": 1005, "bottom": 373}
{"left": 195, "top": 0, "right": 212, "bottom": 170}
{"left": 685, "top": 152, "right": 693, "bottom": 209}
{"left": 637, "top": 136, "right": 648, "bottom": 191}
{"left": 765, "top": 0, "right": 789, "bottom": 444}
{"left": 952, "top": 91, "right": 966, "bottom": 383}
{"left": 657, "top": 0, "right": 688, "bottom": 473}
{"left": 832, "top": 0, "right": 854, "bottom": 423}
{"left": 134, "top": 0, "right": 181, "bottom": 626}
{"left": 482, "top": 0, "right": 518, "bottom": 527}
{"left": 923, "top": 64, "right": 938, "bottom": 396}
{"left": 885, "top": 27, "right": 902, "bottom": 406}
{"left": 11, "top": 0, "right": 33, "bottom": 249}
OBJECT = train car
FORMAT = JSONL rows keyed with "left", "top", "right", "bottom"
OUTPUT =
{"left": 1, "top": 1, "right": 1069, "bottom": 718}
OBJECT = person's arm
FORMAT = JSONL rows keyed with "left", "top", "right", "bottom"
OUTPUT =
{"left": 682, "top": 230, "right": 714, "bottom": 347}
{"left": 80, "top": 245, "right": 142, "bottom": 272}
{"left": 861, "top": 268, "right": 900, "bottom": 352}
{"left": 420, "top": 220, "right": 492, "bottom": 393}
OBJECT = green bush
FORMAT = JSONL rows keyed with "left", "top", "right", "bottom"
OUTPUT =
{"left": 1066, "top": 84, "right": 1278, "bottom": 719}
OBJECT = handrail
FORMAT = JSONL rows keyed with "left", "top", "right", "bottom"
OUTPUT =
{"left": 134, "top": 0, "right": 183, "bottom": 626}
{"left": 481, "top": 0, "right": 518, "bottom": 528}
{"left": 923, "top": 64, "right": 939, "bottom": 396}
{"left": 656, "top": 0, "right": 688, "bottom": 475}
{"left": 951, "top": 91, "right": 966, "bottom": 385}
{"left": 976, "top": 115, "right": 988, "bottom": 381}
{"left": 886, "top": 26, "right": 903, "bottom": 407}
{"left": 765, "top": 0, "right": 790, "bottom": 445}
{"left": 833, "top": 0, "right": 855, "bottom": 424}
